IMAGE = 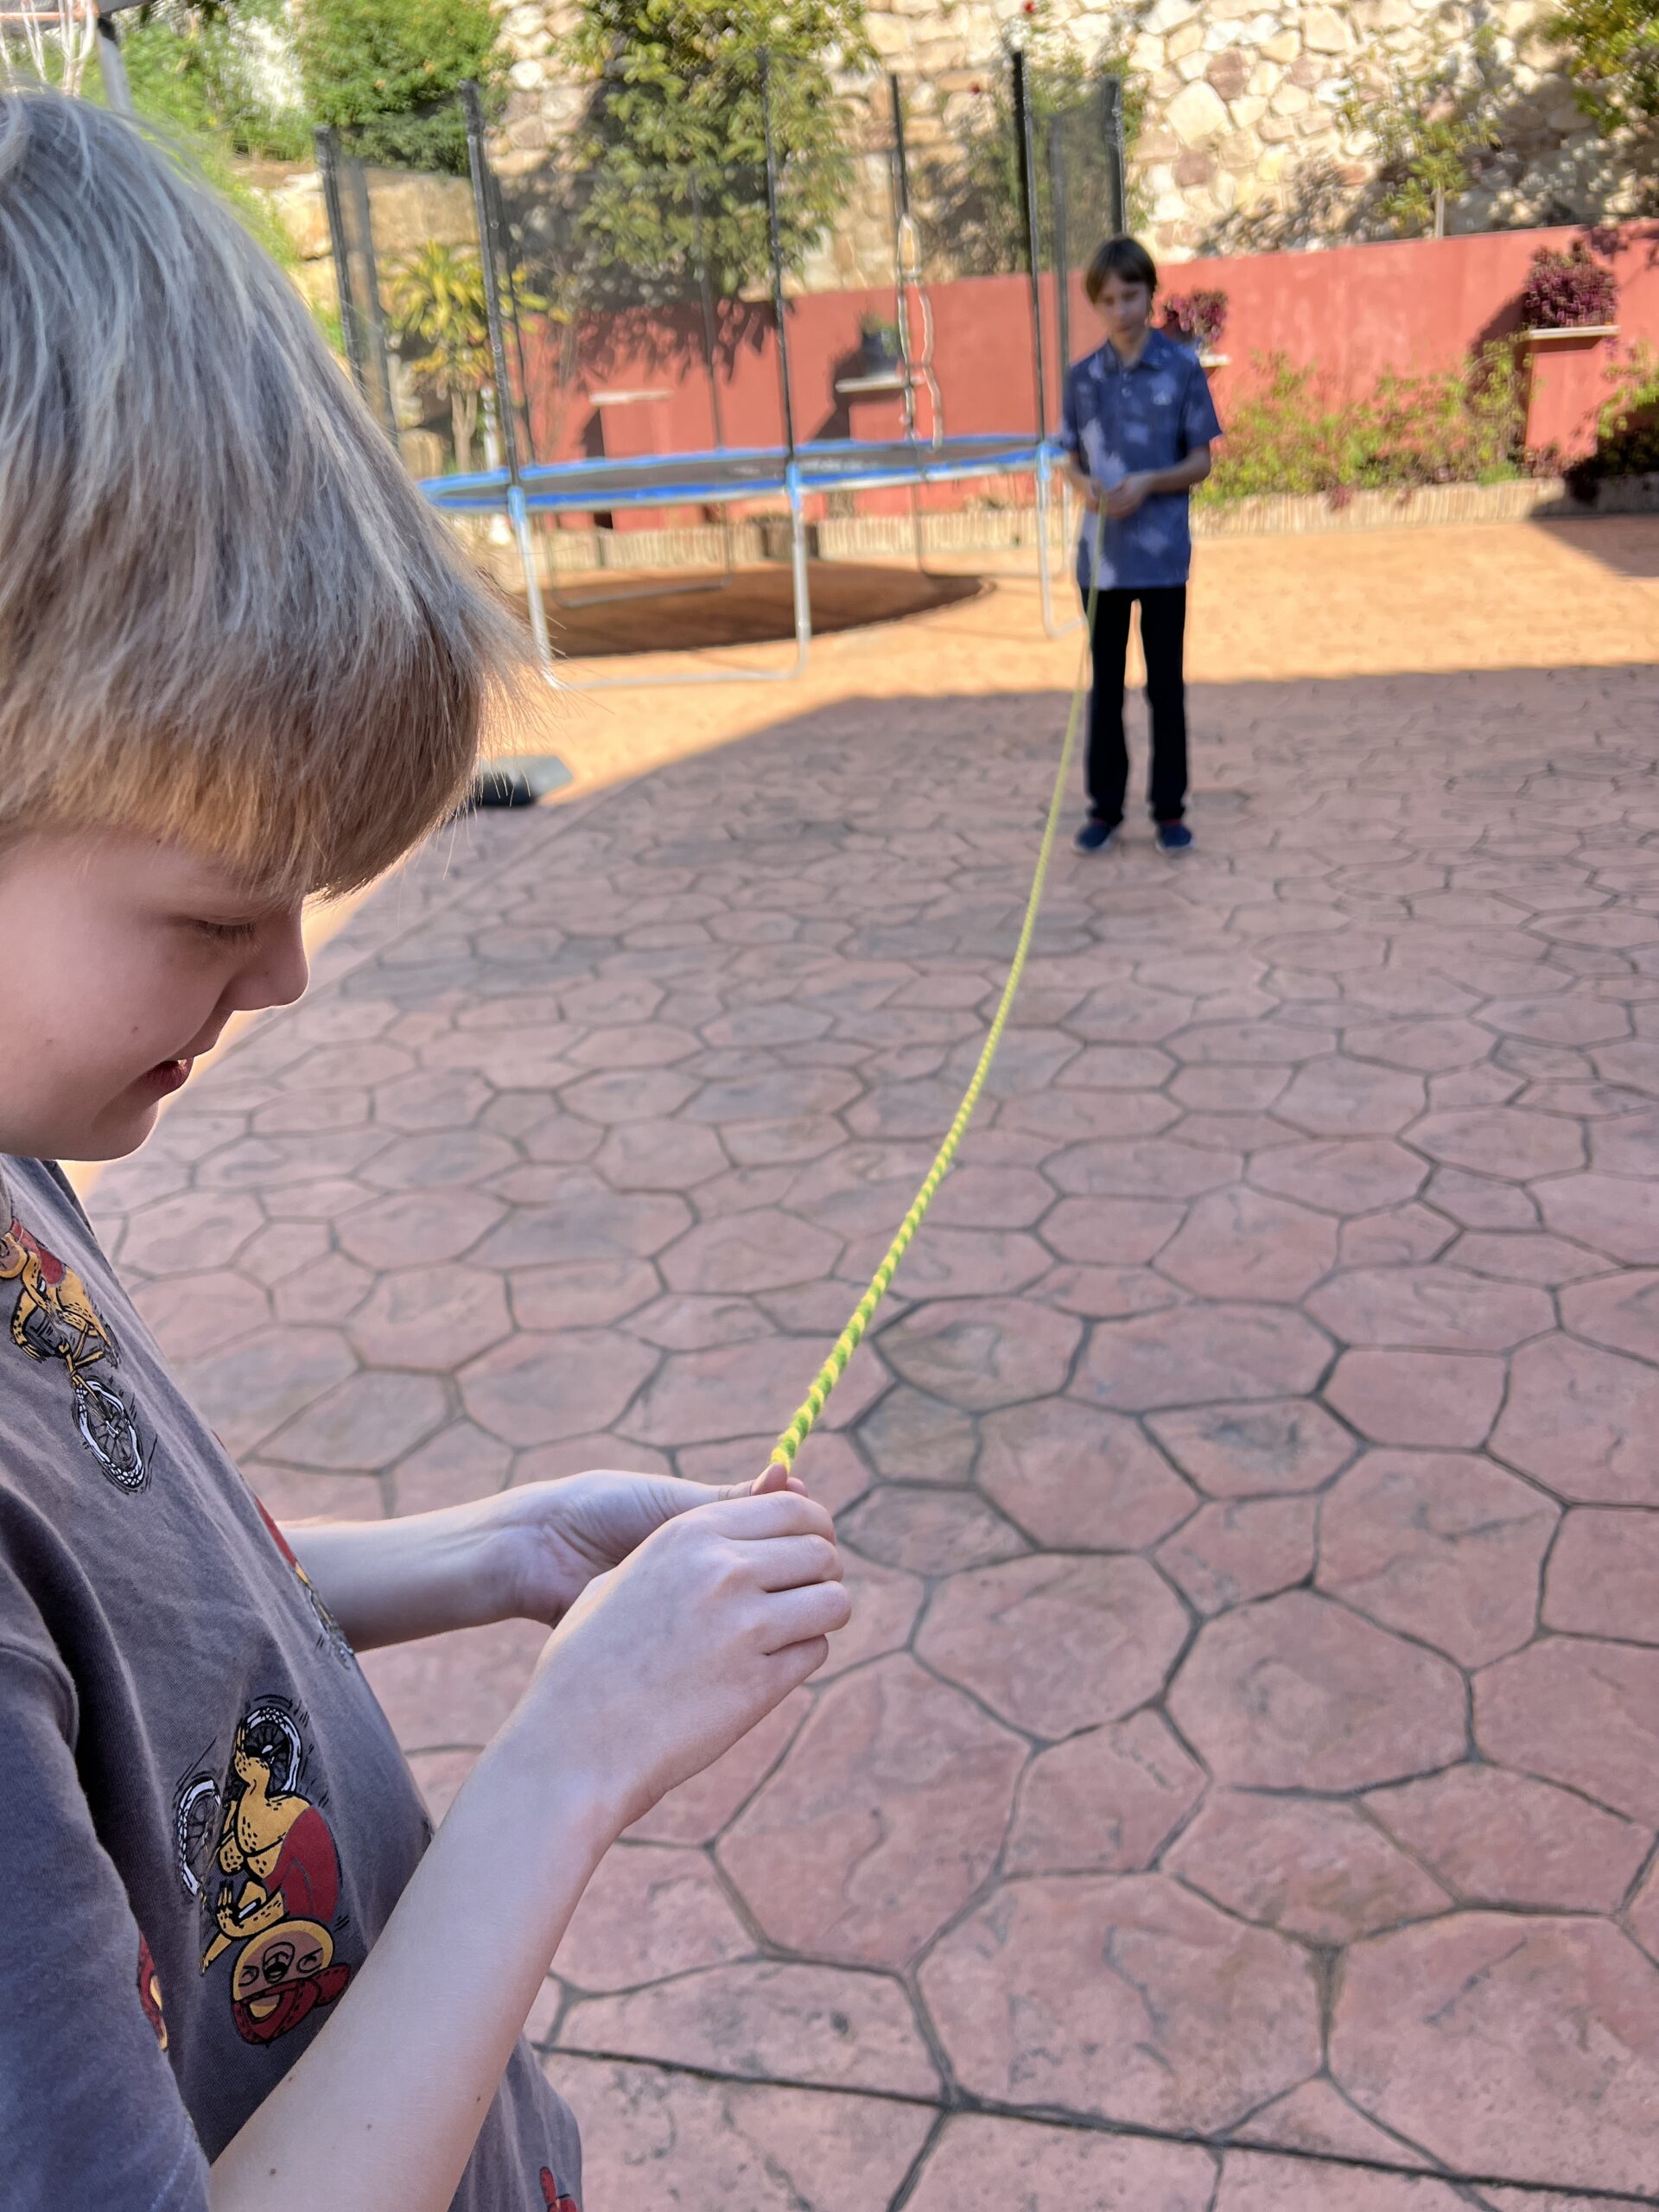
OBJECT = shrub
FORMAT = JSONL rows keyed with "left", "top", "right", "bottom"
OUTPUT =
{"left": 1198, "top": 345, "right": 1529, "bottom": 505}
{"left": 1566, "top": 341, "right": 1659, "bottom": 495}
{"left": 295, "top": 0, "right": 509, "bottom": 173}
{"left": 1548, "top": 0, "right": 1659, "bottom": 129}
{"left": 114, "top": 0, "right": 309, "bottom": 159}
{"left": 1160, "top": 288, "right": 1228, "bottom": 351}
{"left": 1520, "top": 240, "right": 1619, "bottom": 329}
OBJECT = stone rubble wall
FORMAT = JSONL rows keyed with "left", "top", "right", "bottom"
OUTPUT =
{"left": 491, "top": 0, "right": 1637, "bottom": 267}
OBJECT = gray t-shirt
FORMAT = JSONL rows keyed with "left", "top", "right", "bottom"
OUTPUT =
{"left": 0, "top": 1155, "right": 582, "bottom": 2210}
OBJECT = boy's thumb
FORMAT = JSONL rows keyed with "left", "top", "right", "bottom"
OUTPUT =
{"left": 751, "top": 1461, "right": 805, "bottom": 1497}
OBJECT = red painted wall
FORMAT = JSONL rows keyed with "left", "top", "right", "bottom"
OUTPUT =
{"left": 518, "top": 220, "right": 1659, "bottom": 521}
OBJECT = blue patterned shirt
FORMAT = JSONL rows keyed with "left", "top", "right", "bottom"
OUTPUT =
{"left": 1059, "top": 328, "right": 1223, "bottom": 591}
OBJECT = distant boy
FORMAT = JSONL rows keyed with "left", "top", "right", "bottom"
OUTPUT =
{"left": 1060, "top": 235, "right": 1221, "bottom": 855}
{"left": 0, "top": 91, "right": 849, "bottom": 2209}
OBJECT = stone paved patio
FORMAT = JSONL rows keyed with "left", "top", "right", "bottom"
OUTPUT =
{"left": 90, "top": 660, "right": 1659, "bottom": 2208}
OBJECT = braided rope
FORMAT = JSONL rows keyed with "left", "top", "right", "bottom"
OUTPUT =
{"left": 769, "top": 509, "right": 1103, "bottom": 1472}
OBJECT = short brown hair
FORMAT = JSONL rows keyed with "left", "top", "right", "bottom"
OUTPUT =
{"left": 1084, "top": 235, "right": 1159, "bottom": 305}
{"left": 0, "top": 90, "right": 526, "bottom": 899}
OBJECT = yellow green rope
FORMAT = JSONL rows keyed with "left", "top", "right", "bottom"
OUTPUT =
{"left": 769, "top": 511, "right": 1104, "bottom": 1473}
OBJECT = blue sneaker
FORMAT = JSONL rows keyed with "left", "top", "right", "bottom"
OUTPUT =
{"left": 1075, "top": 817, "right": 1116, "bottom": 853}
{"left": 1156, "top": 821, "right": 1194, "bottom": 855}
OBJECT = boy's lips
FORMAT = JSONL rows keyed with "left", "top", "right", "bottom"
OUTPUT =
{"left": 137, "top": 1056, "right": 194, "bottom": 1099}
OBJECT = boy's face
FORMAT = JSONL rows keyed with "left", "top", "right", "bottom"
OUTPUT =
{"left": 0, "top": 830, "right": 308, "bottom": 1162}
{"left": 1094, "top": 272, "right": 1154, "bottom": 348}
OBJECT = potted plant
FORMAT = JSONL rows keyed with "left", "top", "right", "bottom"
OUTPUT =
{"left": 1160, "top": 288, "right": 1230, "bottom": 367}
{"left": 1518, "top": 241, "right": 1619, "bottom": 343}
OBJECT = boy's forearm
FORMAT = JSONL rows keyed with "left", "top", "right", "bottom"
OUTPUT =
{"left": 209, "top": 1712, "right": 617, "bottom": 2212}
{"left": 282, "top": 1509, "right": 511, "bottom": 1650}
{"left": 1145, "top": 449, "right": 1211, "bottom": 494}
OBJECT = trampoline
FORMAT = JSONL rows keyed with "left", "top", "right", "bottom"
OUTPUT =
{"left": 321, "top": 65, "right": 1128, "bottom": 690}
{"left": 423, "top": 434, "right": 1076, "bottom": 687}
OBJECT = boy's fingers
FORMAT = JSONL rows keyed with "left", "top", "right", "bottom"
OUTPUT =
{"left": 702, "top": 1491, "right": 834, "bottom": 1542}
{"left": 748, "top": 1461, "right": 797, "bottom": 1497}
{"left": 750, "top": 1533, "right": 842, "bottom": 1593}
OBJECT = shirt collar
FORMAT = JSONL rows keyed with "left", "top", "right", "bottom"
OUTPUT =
{"left": 1094, "top": 330, "right": 1167, "bottom": 378}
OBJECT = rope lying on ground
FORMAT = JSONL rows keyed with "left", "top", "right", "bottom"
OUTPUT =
{"left": 768, "top": 508, "right": 1104, "bottom": 1474}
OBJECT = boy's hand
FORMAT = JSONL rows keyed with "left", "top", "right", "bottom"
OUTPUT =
{"left": 520, "top": 1488, "right": 849, "bottom": 1829}
{"left": 1103, "top": 471, "right": 1152, "bottom": 518}
{"left": 487, "top": 1465, "right": 807, "bottom": 1628}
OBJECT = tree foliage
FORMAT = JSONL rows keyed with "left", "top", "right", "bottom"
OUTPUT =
{"left": 916, "top": 2, "right": 1143, "bottom": 279}
{"left": 115, "top": 0, "right": 309, "bottom": 156}
{"left": 387, "top": 240, "right": 547, "bottom": 470}
{"left": 1549, "top": 0, "right": 1659, "bottom": 125}
{"left": 1338, "top": 21, "right": 1505, "bottom": 238}
{"left": 552, "top": 0, "right": 874, "bottom": 298}
{"left": 294, "top": 0, "right": 508, "bottom": 171}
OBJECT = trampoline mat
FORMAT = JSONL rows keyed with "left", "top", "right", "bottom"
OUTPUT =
{"left": 517, "top": 560, "right": 986, "bottom": 657}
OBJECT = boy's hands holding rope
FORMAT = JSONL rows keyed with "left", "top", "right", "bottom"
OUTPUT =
{"left": 520, "top": 1481, "right": 849, "bottom": 1830}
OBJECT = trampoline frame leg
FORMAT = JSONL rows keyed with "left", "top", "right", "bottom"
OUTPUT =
{"left": 1036, "top": 455, "right": 1084, "bottom": 641}
{"left": 510, "top": 482, "right": 556, "bottom": 678}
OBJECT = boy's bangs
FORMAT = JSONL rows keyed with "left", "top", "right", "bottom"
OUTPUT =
{"left": 0, "top": 91, "right": 531, "bottom": 899}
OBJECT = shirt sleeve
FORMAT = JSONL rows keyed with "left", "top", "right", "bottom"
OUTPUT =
{"left": 0, "top": 1637, "right": 210, "bottom": 2210}
{"left": 1059, "top": 364, "right": 1081, "bottom": 458}
{"left": 1179, "top": 357, "right": 1223, "bottom": 452}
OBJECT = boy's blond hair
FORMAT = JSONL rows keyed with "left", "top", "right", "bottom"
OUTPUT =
{"left": 0, "top": 90, "right": 524, "bottom": 899}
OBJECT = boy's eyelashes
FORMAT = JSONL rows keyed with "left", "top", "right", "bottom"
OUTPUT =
{"left": 188, "top": 917, "right": 262, "bottom": 948}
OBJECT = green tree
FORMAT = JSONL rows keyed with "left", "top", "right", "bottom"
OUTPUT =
{"left": 556, "top": 0, "right": 874, "bottom": 299}
{"left": 915, "top": 3, "right": 1144, "bottom": 279}
{"left": 1338, "top": 21, "right": 1505, "bottom": 238}
{"left": 295, "top": 0, "right": 508, "bottom": 172}
{"left": 115, "top": 0, "right": 309, "bottom": 157}
{"left": 1549, "top": 0, "right": 1659, "bottom": 125}
{"left": 387, "top": 240, "right": 547, "bottom": 470}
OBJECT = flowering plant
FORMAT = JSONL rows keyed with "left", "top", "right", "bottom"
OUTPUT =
{"left": 1160, "top": 288, "right": 1229, "bottom": 351}
{"left": 1520, "top": 242, "right": 1618, "bottom": 330}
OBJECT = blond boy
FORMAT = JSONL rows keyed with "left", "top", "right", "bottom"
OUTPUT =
{"left": 0, "top": 90, "right": 848, "bottom": 2209}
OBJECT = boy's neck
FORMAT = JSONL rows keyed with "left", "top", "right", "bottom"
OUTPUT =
{"left": 1104, "top": 327, "right": 1151, "bottom": 366}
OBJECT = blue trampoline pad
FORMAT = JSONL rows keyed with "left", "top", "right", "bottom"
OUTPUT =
{"left": 422, "top": 435, "right": 1058, "bottom": 515}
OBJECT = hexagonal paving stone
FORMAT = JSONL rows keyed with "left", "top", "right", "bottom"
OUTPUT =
{"left": 878, "top": 1299, "right": 1083, "bottom": 1411}
{"left": 1077, "top": 1304, "right": 1331, "bottom": 1414}
{"left": 347, "top": 1263, "right": 512, "bottom": 1370}
{"left": 1274, "top": 1057, "right": 1428, "bottom": 1138}
{"left": 1306, "top": 1266, "right": 1553, "bottom": 1354}
{"left": 120, "top": 1188, "right": 265, "bottom": 1275}
{"left": 264, "top": 1368, "right": 449, "bottom": 1471}
{"left": 1537, "top": 1172, "right": 1659, "bottom": 1265}
{"left": 174, "top": 1325, "right": 359, "bottom": 1459}
{"left": 1249, "top": 1137, "right": 1427, "bottom": 1215}
{"left": 839, "top": 1484, "right": 1027, "bottom": 1576}
{"left": 718, "top": 1656, "right": 1024, "bottom": 1967}
{"left": 622, "top": 1333, "right": 886, "bottom": 1449}
{"left": 132, "top": 1268, "right": 271, "bottom": 1362}
{"left": 1158, "top": 1496, "right": 1317, "bottom": 1617}
{"left": 1543, "top": 1507, "right": 1659, "bottom": 1641}
{"left": 1490, "top": 1334, "right": 1659, "bottom": 1504}
{"left": 1146, "top": 1397, "right": 1355, "bottom": 1496}
{"left": 1476, "top": 1638, "right": 1659, "bottom": 1823}
{"left": 855, "top": 1384, "right": 978, "bottom": 1485}
{"left": 473, "top": 1185, "right": 690, "bottom": 1268}
{"left": 1047, "top": 1137, "right": 1242, "bottom": 1201}
{"left": 460, "top": 1330, "right": 658, "bottom": 1446}
{"left": 335, "top": 1187, "right": 505, "bottom": 1270}
{"left": 1447, "top": 1230, "right": 1610, "bottom": 1286}
{"left": 920, "top": 1873, "right": 1320, "bottom": 2133}
{"left": 977, "top": 1400, "right": 1195, "bottom": 1549}
{"left": 1157, "top": 1187, "right": 1338, "bottom": 1303}
{"left": 628, "top": 1691, "right": 808, "bottom": 1847}
{"left": 1366, "top": 1766, "right": 1649, "bottom": 1912}
{"left": 508, "top": 1257, "right": 661, "bottom": 1332}
{"left": 1325, "top": 1348, "right": 1506, "bottom": 1449}
{"left": 813, "top": 1550, "right": 924, "bottom": 1682}
{"left": 1317, "top": 1451, "right": 1555, "bottom": 1666}
{"left": 1004, "top": 1711, "right": 1205, "bottom": 1876}
{"left": 1213, "top": 2152, "right": 1472, "bottom": 2210}
{"left": 554, "top": 1843, "right": 754, "bottom": 1993}
{"left": 1560, "top": 1268, "right": 1659, "bottom": 1362}
{"left": 359, "top": 1128, "right": 519, "bottom": 1192}
{"left": 1408, "top": 1105, "right": 1586, "bottom": 1181}
{"left": 371, "top": 1065, "right": 493, "bottom": 1132}
{"left": 1042, "top": 1195, "right": 1185, "bottom": 1265}
{"left": 1165, "top": 1791, "right": 1450, "bottom": 1944}
{"left": 1345, "top": 1016, "right": 1497, "bottom": 1072}
{"left": 902, "top": 2115, "right": 1216, "bottom": 2212}
{"left": 1233, "top": 2076, "right": 1432, "bottom": 2163}
{"left": 1330, "top": 1914, "right": 1659, "bottom": 2193}
{"left": 1168, "top": 1591, "right": 1466, "bottom": 1791}
{"left": 916, "top": 1553, "right": 1190, "bottom": 1738}
{"left": 660, "top": 1210, "right": 843, "bottom": 1296}
{"left": 593, "top": 1116, "right": 729, "bottom": 1192}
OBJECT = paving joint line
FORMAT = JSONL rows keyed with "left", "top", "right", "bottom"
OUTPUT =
{"left": 550, "top": 2046, "right": 1659, "bottom": 2203}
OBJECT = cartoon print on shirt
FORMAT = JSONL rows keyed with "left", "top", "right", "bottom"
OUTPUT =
{"left": 0, "top": 1207, "right": 146, "bottom": 1491}
{"left": 539, "top": 2168, "right": 580, "bottom": 2211}
{"left": 137, "top": 1932, "right": 168, "bottom": 2050}
{"left": 176, "top": 1696, "right": 355, "bottom": 2044}
{"left": 253, "top": 1495, "right": 356, "bottom": 1669}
